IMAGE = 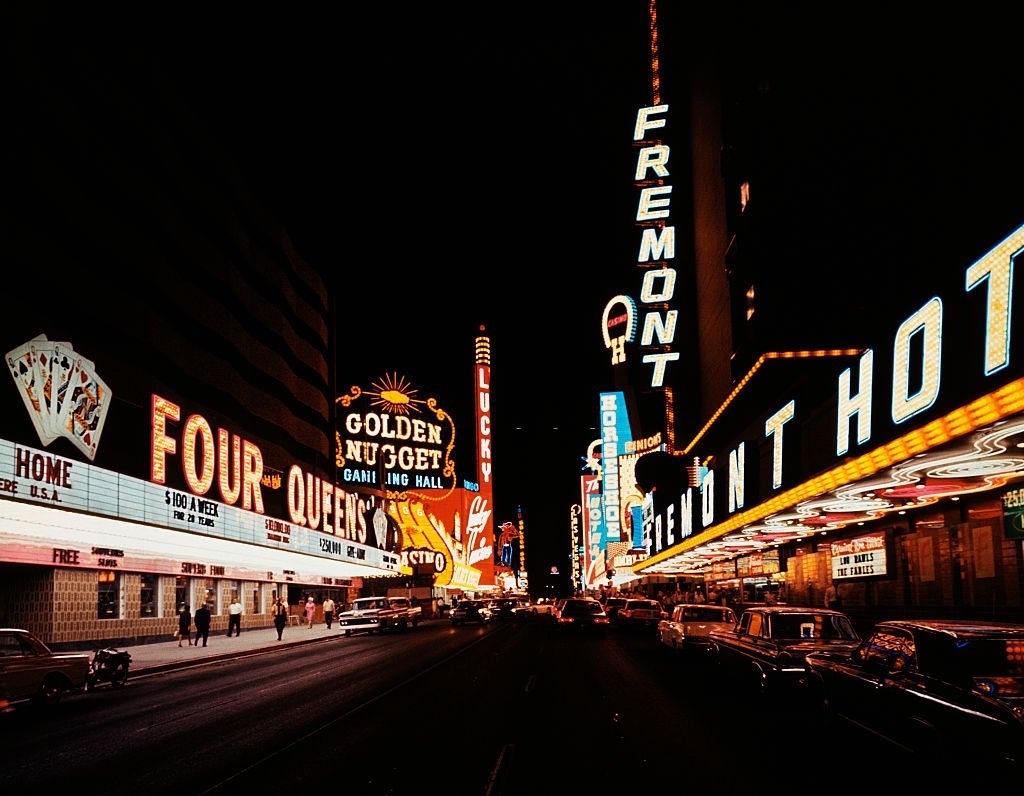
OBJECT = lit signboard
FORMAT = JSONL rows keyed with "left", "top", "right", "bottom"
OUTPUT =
{"left": 334, "top": 373, "right": 456, "bottom": 501}
{"left": 829, "top": 532, "right": 889, "bottom": 580}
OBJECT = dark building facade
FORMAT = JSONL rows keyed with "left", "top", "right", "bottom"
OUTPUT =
{"left": 0, "top": 19, "right": 398, "bottom": 646}
{"left": 629, "top": 10, "right": 1024, "bottom": 626}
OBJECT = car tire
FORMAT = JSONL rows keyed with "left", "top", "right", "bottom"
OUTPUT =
{"left": 34, "top": 674, "right": 67, "bottom": 706}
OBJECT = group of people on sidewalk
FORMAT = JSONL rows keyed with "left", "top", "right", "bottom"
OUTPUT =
{"left": 175, "top": 594, "right": 372, "bottom": 647}
{"left": 177, "top": 597, "right": 244, "bottom": 647}
{"left": 176, "top": 603, "right": 212, "bottom": 647}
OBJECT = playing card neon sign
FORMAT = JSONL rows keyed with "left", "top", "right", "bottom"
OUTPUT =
{"left": 5, "top": 334, "right": 112, "bottom": 461}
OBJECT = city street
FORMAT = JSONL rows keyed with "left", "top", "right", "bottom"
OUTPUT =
{"left": 4, "top": 617, "right": 1011, "bottom": 795}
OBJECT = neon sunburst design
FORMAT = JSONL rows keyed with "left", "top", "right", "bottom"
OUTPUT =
{"left": 364, "top": 373, "right": 425, "bottom": 416}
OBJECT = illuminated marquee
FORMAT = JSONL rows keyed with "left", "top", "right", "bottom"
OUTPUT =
{"left": 335, "top": 373, "right": 456, "bottom": 501}
{"left": 829, "top": 532, "right": 889, "bottom": 580}
{"left": 644, "top": 223, "right": 1024, "bottom": 558}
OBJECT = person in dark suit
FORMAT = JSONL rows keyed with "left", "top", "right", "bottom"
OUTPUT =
{"left": 193, "top": 603, "right": 212, "bottom": 647}
{"left": 177, "top": 604, "right": 192, "bottom": 647}
{"left": 273, "top": 597, "right": 288, "bottom": 640}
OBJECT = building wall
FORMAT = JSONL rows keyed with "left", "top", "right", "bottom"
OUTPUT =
{"left": 779, "top": 496, "right": 1024, "bottom": 632}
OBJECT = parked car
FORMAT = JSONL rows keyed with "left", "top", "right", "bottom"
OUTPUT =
{"left": 449, "top": 600, "right": 493, "bottom": 626}
{"left": 617, "top": 598, "right": 666, "bottom": 630}
{"left": 657, "top": 603, "right": 738, "bottom": 655}
{"left": 0, "top": 628, "right": 91, "bottom": 708}
{"left": 805, "top": 619, "right": 1024, "bottom": 773}
{"left": 709, "top": 606, "right": 860, "bottom": 697}
{"left": 555, "top": 598, "right": 610, "bottom": 632}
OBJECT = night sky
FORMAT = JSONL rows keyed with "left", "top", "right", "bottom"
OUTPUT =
{"left": 5, "top": 6, "right": 1024, "bottom": 590}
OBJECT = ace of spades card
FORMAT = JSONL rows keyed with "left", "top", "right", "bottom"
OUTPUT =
{"left": 5, "top": 334, "right": 57, "bottom": 445}
{"left": 61, "top": 356, "right": 112, "bottom": 461}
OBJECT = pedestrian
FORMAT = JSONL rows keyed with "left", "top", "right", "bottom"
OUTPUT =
{"left": 194, "top": 602, "right": 212, "bottom": 647}
{"left": 304, "top": 596, "right": 316, "bottom": 629}
{"left": 824, "top": 582, "right": 841, "bottom": 610}
{"left": 273, "top": 597, "right": 288, "bottom": 640}
{"left": 227, "top": 596, "right": 243, "bottom": 636}
{"left": 322, "top": 596, "right": 335, "bottom": 629}
{"left": 177, "top": 604, "right": 193, "bottom": 647}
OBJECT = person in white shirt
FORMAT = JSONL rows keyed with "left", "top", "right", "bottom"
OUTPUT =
{"left": 227, "top": 598, "right": 243, "bottom": 637}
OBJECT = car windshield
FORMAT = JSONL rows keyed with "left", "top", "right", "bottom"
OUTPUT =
{"left": 769, "top": 613, "right": 858, "bottom": 640}
{"left": 565, "top": 601, "right": 602, "bottom": 615}
{"left": 683, "top": 606, "right": 734, "bottom": 622}
{"left": 954, "top": 638, "right": 1024, "bottom": 678}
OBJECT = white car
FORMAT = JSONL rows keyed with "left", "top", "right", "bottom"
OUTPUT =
{"left": 656, "top": 604, "right": 737, "bottom": 654}
{"left": 617, "top": 598, "right": 666, "bottom": 629}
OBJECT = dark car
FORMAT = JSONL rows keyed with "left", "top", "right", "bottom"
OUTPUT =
{"left": 0, "top": 628, "right": 91, "bottom": 708}
{"left": 488, "top": 598, "right": 527, "bottom": 620}
{"left": 555, "top": 598, "right": 610, "bottom": 632}
{"left": 602, "top": 597, "right": 628, "bottom": 623}
{"left": 805, "top": 619, "right": 1024, "bottom": 774}
{"left": 449, "top": 600, "right": 492, "bottom": 626}
{"left": 709, "top": 606, "right": 860, "bottom": 697}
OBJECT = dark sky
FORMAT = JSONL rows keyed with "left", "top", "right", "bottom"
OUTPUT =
{"left": 191, "top": 5, "right": 660, "bottom": 580}
{"left": 2, "top": 4, "right": 658, "bottom": 584}
{"left": 7, "top": 6, "right": 1024, "bottom": 588}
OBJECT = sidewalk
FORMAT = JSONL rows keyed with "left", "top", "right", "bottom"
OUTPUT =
{"left": 123, "top": 621, "right": 354, "bottom": 676}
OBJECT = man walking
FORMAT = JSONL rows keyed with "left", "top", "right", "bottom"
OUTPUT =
{"left": 323, "top": 596, "right": 335, "bottom": 629}
{"left": 193, "top": 602, "right": 212, "bottom": 647}
{"left": 273, "top": 597, "right": 288, "bottom": 640}
{"left": 227, "top": 596, "right": 243, "bottom": 636}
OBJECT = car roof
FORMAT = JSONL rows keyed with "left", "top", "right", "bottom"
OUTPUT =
{"left": 743, "top": 606, "right": 848, "bottom": 615}
{"left": 874, "top": 619, "right": 1024, "bottom": 638}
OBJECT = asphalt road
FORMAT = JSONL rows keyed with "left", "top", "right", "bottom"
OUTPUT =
{"left": 2, "top": 618, "right": 1014, "bottom": 795}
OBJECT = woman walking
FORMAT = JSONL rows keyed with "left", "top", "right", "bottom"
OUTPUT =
{"left": 304, "top": 596, "right": 316, "bottom": 628}
{"left": 177, "top": 604, "right": 193, "bottom": 647}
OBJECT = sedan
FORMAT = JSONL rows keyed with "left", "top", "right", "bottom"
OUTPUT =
{"left": 0, "top": 627, "right": 91, "bottom": 708}
{"left": 602, "top": 596, "right": 629, "bottom": 623}
{"left": 657, "top": 603, "right": 738, "bottom": 655}
{"left": 555, "top": 598, "right": 610, "bottom": 632}
{"left": 709, "top": 606, "right": 860, "bottom": 697}
{"left": 617, "top": 598, "right": 666, "bottom": 630}
{"left": 805, "top": 619, "right": 1024, "bottom": 774}
{"left": 449, "top": 600, "right": 492, "bottom": 626}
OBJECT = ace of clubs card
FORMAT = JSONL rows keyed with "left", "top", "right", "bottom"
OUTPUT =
{"left": 34, "top": 340, "right": 78, "bottom": 441}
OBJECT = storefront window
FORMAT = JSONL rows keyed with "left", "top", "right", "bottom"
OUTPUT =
{"left": 252, "top": 587, "right": 262, "bottom": 614}
{"left": 98, "top": 570, "right": 120, "bottom": 619}
{"left": 197, "top": 578, "right": 216, "bottom": 613}
{"left": 140, "top": 573, "right": 158, "bottom": 617}
{"left": 175, "top": 575, "right": 188, "bottom": 614}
